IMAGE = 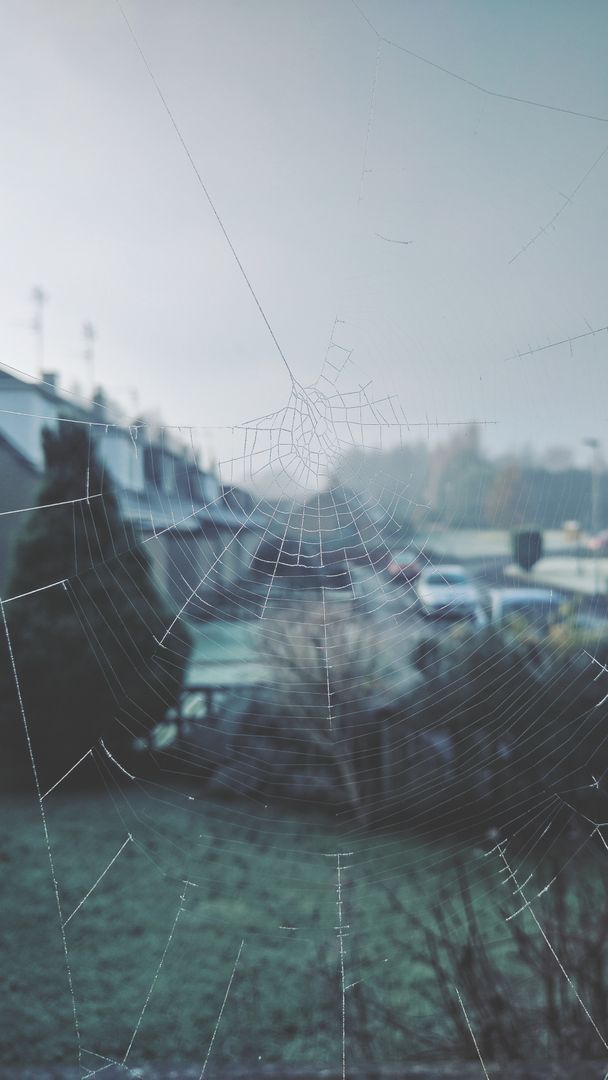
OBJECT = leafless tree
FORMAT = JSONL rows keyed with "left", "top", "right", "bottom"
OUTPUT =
{"left": 261, "top": 597, "right": 413, "bottom": 824}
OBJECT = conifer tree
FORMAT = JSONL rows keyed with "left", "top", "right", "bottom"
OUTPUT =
{"left": 1, "top": 422, "right": 190, "bottom": 789}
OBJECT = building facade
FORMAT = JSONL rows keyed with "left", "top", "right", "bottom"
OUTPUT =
{"left": 0, "top": 369, "right": 261, "bottom": 608}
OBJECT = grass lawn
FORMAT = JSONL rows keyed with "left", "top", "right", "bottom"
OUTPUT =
{"left": 0, "top": 784, "right": 523, "bottom": 1071}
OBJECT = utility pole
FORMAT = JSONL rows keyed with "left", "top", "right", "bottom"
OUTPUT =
{"left": 583, "top": 437, "right": 601, "bottom": 594}
{"left": 82, "top": 321, "right": 96, "bottom": 399}
{"left": 31, "top": 286, "right": 47, "bottom": 373}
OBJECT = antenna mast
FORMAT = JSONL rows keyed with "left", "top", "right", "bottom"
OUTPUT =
{"left": 83, "top": 321, "right": 96, "bottom": 398}
{"left": 31, "top": 286, "right": 47, "bottom": 373}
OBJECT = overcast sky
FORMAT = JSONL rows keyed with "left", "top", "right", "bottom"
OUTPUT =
{"left": 1, "top": 0, "right": 607, "bottom": 480}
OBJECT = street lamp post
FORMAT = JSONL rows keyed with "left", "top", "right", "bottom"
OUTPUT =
{"left": 583, "top": 437, "right": 601, "bottom": 594}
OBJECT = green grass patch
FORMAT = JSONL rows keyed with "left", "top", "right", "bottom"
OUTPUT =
{"left": 0, "top": 787, "right": 525, "bottom": 1069}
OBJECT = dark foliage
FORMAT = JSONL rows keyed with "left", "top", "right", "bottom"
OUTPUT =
{"left": 0, "top": 423, "right": 190, "bottom": 790}
{"left": 384, "top": 854, "right": 608, "bottom": 1064}
{"left": 178, "top": 608, "right": 608, "bottom": 839}
{"left": 393, "top": 624, "right": 608, "bottom": 837}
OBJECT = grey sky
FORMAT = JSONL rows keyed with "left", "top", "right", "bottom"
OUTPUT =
{"left": 1, "top": 0, "right": 607, "bottom": 476}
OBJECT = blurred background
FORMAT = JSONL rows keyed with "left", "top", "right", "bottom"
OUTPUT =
{"left": 1, "top": 2, "right": 608, "bottom": 1078}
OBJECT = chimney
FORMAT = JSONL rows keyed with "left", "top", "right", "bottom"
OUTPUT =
{"left": 41, "top": 371, "right": 59, "bottom": 393}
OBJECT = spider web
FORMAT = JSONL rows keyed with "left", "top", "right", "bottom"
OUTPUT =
{"left": 3, "top": 348, "right": 608, "bottom": 1078}
{"left": 2, "top": 3, "right": 608, "bottom": 1079}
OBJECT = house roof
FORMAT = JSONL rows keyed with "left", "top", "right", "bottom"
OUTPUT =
{"left": 0, "top": 428, "right": 40, "bottom": 475}
{"left": 0, "top": 368, "right": 95, "bottom": 421}
{"left": 0, "top": 367, "right": 261, "bottom": 532}
{"left": 117, "top": 487, "right": 264, "bottom": 534}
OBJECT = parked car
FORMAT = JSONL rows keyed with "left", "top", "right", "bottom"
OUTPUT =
{"left": 585, "top": 531, "right": 608, "bottom": 554}
{"left": 489, "top": 587, "right": 564, "bottom": 629}
{"left": 387, "top": 548, "right": 425, "bottom": 582}
{"left": 416, "top": 564, "right": 481, "bottom": 619}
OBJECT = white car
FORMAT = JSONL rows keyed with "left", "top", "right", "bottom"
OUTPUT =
{"left": 416, "top": 564, "right": 481, "bottom": 620}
